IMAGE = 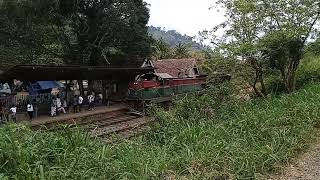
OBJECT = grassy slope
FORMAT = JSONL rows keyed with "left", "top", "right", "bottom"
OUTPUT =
{"left": 1, "top": 56, "right": 320, "bottom": 179}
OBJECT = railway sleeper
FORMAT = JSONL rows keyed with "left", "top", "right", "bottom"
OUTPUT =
{"left": 85, "top": 115, "right": 140, "bottom": 130}
{"left": 102, "top": 126, "right": 152, "bottom": 144}
{"left": 90, "top": 117, "right": 154, "bottom": 138}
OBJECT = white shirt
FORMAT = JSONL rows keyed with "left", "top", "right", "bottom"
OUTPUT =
{"left": 63, "top": 100, "right": 67, "bottom": 107}
{"left": 27, "top": 104, "right": 34, "bottom": 112}
{"left": 56, "top": 98, "right": 62, "bottom": 108}
{"left": 78, "top": 96, "right": 84, "bottom": 104}
{"left": 10, "top": 107, "right": 17, "bottom": 113}
{"left": 88, "top": 95, "right": 94, "bottom": 103}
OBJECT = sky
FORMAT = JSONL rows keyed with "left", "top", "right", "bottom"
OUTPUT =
{"left": 144, "top": 0, "right": 225, "bottom": 37}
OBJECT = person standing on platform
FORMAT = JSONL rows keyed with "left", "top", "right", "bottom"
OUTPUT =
{"left": 97, "top": 92, "right": 103, "bottom": 104}
{"left": 62, "top": 98, "right": 68, "bottom": 112}
{"left": 27, "top": 101, "right": 34, "bottom": 120}
{"left": 9, "top": 104, "right": 17, "bottom": 122}
{"left": 56, "top": 95, "right": 66, "bottom": 114}
{"left": 88, "top": 93, "right": 95, "bottom": 111}
{"left": 33, "top": 97, "right": 39, "bottom": 118}
{"left": 50, "top": 97, "right": 57, "bottom": 117}
{"left": 78, "top": 95, "right": 83, "bottom": 112}
{"left": 73, "top": 95, "right": 79, "bottom": 113}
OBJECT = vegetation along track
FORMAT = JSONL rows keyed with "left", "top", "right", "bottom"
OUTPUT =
{"left": 30, "top": 108, "right": 154, "bottom": 143}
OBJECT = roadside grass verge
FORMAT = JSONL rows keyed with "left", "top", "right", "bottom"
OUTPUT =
{"left": 1, "top": 84, "right": 320, "bottom": 179}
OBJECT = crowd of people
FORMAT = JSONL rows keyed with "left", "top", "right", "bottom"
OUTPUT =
{"left": 50, "top": 92, "right": 103, "bottom": 117}
{"left": 0, "top": 102, "right": 29, "bottom": 123}
{"left": 0, "top": 91, "right": 105, "bottom": 123}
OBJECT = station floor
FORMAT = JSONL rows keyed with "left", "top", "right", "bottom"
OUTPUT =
{"left": 19, "top": 104, "right": 127, "bottom": 126}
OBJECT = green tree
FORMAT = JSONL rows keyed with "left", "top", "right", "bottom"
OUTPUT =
{"left": 0, "top": 0, "right": 64, "bottom": 69}
{"left": 306, "top": 38, "right": 320, "bottom": 55}
{"left": 211, "top": 0, "right": 320, "bottom": 93}
{"left": 173, "top": 43, "right": 190, "bottom": 59}
{"left": 151, "top": 39, "right": 212, "bottom": 60}
{"left": 151, "top": 38, "right": 174, "bottom": 60}
{"left": 0, "top": 0, "right": 152, "bottom": 67}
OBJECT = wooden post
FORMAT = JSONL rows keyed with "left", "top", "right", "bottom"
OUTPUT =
{"left": 102, "top": 80, "right": 107, "bottom": 104}
{"left": 88, "top": 80, "right": 93, "bottom": 93}
{"left": 78, "top": 80, "right": 84, "bottom": 95}
{"left": 142, "top": 100, "right": 145, "bottom": 116}
{"left": 65, "top": 80, "right": 68, "bottom": 101}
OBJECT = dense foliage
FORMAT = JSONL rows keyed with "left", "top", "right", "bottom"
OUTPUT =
{"left": 151, "top": 38, "right": 213, "bottom": 60}
{"left": 0, "top": 0, "right": 152, "bottom": 67}
{"left": 306, "top": 38, "right": 320, "bottom": 56}
{"left": 209, "top": 0, "right": 320, "bottom": 94}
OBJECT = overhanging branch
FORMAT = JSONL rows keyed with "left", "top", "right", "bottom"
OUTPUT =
{"left": 302, "top": 12, "right": 320, "bottom": 44}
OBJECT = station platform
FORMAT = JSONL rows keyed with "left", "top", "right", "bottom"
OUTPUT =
{"left": 16, "top": 104, "right": 153, "bottom": 143}
{"left": 20, "top": 105, "right": 128, "bottom": 128}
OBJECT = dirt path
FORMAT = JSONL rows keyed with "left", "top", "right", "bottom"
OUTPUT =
{"left": 267, "top": 138, "right": 320, "bottom": 180}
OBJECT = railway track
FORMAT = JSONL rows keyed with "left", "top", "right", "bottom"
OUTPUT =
{"left": 30, "top": 107, "right": 154, "bottom": 143}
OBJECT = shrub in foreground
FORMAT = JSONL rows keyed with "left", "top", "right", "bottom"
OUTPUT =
{"left": 1, "top": 84, "right": 320, "bottom": 179}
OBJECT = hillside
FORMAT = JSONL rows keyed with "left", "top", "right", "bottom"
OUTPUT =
{"left": 148, "top": 26, "right": 205, "bottom": 50}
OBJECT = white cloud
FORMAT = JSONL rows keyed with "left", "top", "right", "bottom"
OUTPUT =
{"left": 144, "top": 0, "right": 225, "bottom": 36}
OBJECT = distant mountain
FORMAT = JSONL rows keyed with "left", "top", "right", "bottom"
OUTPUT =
{"left": 148, "top": 26, "right": 205, "bottom": 50}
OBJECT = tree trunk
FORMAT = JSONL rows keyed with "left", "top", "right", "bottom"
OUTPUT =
{"left": 249, "top": 57, "right": 267, "bottom": 97}
{"left": 88, "top": 80, "right": 94, "bottom": 93}
{"left": 252, "top": 83, "right": 264, "bottom": 97}
{"left": 258, "top": 70, "right": 267, "bottom": 96}
{"left": 251, "top": 69, "right": 265, "bottom": 97}
{"left": 284, "top": 59, "right": 300, "bottom": 93}
{"left": 65, "top": 80, "right": 68, "bottom": 100}
{"left": 102, "top": 80, "right": 107, "bottom": 103}
{"left": 286, "top": 69, "right": 297, "bottom": 93}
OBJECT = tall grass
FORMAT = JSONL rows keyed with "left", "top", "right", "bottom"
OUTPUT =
{"left": 147, "top": 84, "right": 320, "bottom": 179}
{"left": 1, "top": 84, "right": 320, "bottom": 179}
{"left": 297, "top": 54, "right": 320, "bottom": 88}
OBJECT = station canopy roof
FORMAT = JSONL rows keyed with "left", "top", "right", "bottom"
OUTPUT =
{"left": 1, "top": 65, "right": 154, "bottom": 81}
{"left": 35, "top": 81, "right": 65, "bottom": 89}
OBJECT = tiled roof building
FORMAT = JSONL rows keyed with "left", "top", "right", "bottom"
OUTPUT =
{"left": 143, "top": 58, "right": 201, "bottom": 79}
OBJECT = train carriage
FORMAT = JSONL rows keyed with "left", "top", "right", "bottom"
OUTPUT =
{"left": 127, "top": 73, "right": 208, "bottom": 108}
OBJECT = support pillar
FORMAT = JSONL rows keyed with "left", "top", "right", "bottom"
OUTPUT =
{"left": 78, "top": 80, "right": 84, "bottom": 95}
